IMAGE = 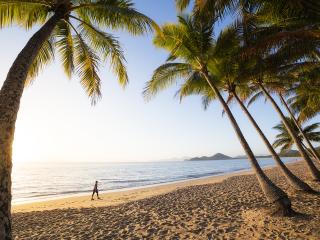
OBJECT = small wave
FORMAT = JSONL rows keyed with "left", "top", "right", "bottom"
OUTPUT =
{"left": 25, "top": 190, "right": 92, "bottom": 199}
{"left": 185, "top": 171, "right": 225, "bottom": 179}
{"left": 232, "top": 167, "right": 248, "bottom": 172}
{"left": 109, "top": 179, "right": 152, "bottom": 184}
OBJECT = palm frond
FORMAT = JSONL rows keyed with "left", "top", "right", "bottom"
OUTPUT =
{"left": 303, "top": 122, "right": 320, "bottom": 134}
{"left": 73, "top": 17, "right": 128, "bottom": 86}
{"left": 0, "top": 1, "right": 51, "bottom": 29}
{"left": 26, "top": 37, "right": 54, "bottom": 85}
{"left": 177, "top": 72, "right": 209, "bottom": 101}
{"left": 72, "top": 25, "right": 102, "bottom": 104}
{"left": 143, "top": 62, "right": 192, "bottom": 100}
{"left": 201, "top": 95, "right": 212, "bottom": 110}
{"left": 175, "top": 0, "right": 191, "bottom": 12}
{"left": 222, "top": 94, "right": 234, "bottom": 116}
{"left": 55, "top": 20, "right": 74, "bottom": 78}
{"left": 75, "top": 0, "right": 156, "bottom": 35}
{"left": 247, "top": 90, "right": 265, "bottom": 107}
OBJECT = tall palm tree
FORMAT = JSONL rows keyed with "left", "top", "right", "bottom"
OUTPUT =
{"left": 175, "top": 27, "right": 314, "bottom": 193}
{"left": 235, "top": 0, "right": 320, "bottom": 180}
{"left": 240, "top": 0, "right": 320, "bottom": 169}
{"left": 273, "top": 117, "right": 320, "bottom": 154}
{"left": 180, "top": 0, "right": 319, "bottom": 178}
{"left": 0, "top": 1, "right": 155, "bottom": 239}
{"left": 219, "top": 0, "right": 320, "bottom": 174}
{"left": 144, "top": 16, "right": 293, "bottom": 216}
{"left": 232, "top": 0, "right": 320, "bottom": 180}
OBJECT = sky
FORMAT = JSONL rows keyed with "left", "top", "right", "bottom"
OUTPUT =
{"left": 0, "top": 0, "right": 319, "bottom": 163}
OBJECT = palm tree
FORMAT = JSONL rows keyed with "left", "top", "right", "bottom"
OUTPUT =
{"left": 179, "top": 0, "right": 320, "bottom": 178}
{"left": 0, "top": 1, "right": 155, "bottom": 238}
{"left": 175, "top": 27, "right": 315, "bottom": 193}
{"left": 273, "top": 117, "right": 320, "bottom": 154}
{"left": 224, "top": 0, "right": 320, "bottom": 174}
{"left": 144, "top": 16, "right": 293, "bottom": 216}
{"left": 240, "top": 0, "right": 320, "bottom": 166}
{"left": 181, "top": 0, "right": 320, "bottom": 173}
{"left": 234, "top": 0, "right": 320, "bottom": 180}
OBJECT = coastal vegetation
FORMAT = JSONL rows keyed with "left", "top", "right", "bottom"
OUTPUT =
{"left": 145, "top": 0, "right": 320, "bottom": 215}
{"left": 0, "top": 0, "right": 320, "bottom": 239}
{"left": 144, "top": 15, "right": 293, "bottom": 214}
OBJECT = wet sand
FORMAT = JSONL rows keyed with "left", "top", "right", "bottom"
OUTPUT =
{"left": 12, "top": 161, "right": 320, "bottom": 239}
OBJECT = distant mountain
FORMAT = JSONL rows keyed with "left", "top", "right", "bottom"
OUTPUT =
{"left": 187, "top": 153, "right": 233, "bottom": 161}
{"left": 278, "top": 149, "right": 300, "bottom": 157}
{"left": 185, "top": 148, "right": 318, "bottom": 161}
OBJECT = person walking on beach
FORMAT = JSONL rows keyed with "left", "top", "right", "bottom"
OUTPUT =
{"left": 91, "top": 181, "right": 101, "bottom": 200}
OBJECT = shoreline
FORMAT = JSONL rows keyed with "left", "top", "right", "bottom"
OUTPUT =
{"left": 12, "top": 167, "right": 250, "bottom": 206}
{"left": 13, "top": 167, "right": 254, "bottom": 213}
{"left": 13, "top": 160, "right": 320, "bottom": 239}
{"left": 12, "top": 160, "right": 300, "bottom": 213}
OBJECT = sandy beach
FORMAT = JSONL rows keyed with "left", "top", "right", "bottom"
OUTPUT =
{"left": 12, "top": 161, "right": 320, "bottom": 239}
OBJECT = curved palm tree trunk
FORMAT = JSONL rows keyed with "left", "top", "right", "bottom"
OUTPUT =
{"left": 202, "top": 72, "right": 292, "bottom": 216}
{"left": 259, "top": 84, "right": 320, "bottom": 180}
{"left": 233, "top": 92, "right": 315, "bottom": 193}
{"left": 0, "top": 8, "right": 67, "bottom": 240}
{"left": 279, "top": 93, "right": 320, "bottom": 163}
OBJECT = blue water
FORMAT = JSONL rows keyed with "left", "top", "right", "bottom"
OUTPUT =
{"left": 12, "top": 157, "right": 299, "bottom": 204}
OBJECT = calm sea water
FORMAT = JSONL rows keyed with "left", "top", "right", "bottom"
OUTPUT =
{"left": 12, "top": 157, "right": 298, "bottom": 204}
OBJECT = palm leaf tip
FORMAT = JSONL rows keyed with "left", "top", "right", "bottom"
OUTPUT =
{"left": 175, "top": 0, "right": 191, "bottom": 12}
{"left": 142, "top": 82, "right": 154, "bottom": 102}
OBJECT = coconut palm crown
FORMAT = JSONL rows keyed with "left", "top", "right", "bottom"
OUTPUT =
{"left": 0, "top": 0, "right": 156, "bottom": 104}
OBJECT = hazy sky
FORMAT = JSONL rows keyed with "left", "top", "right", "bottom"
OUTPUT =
{"left": 0, "top": 0, "right": 318, "bottom": 163}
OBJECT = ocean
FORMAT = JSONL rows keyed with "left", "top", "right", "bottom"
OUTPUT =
{"left": 12, "top": 157, "right": 299, "bottom": 204}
